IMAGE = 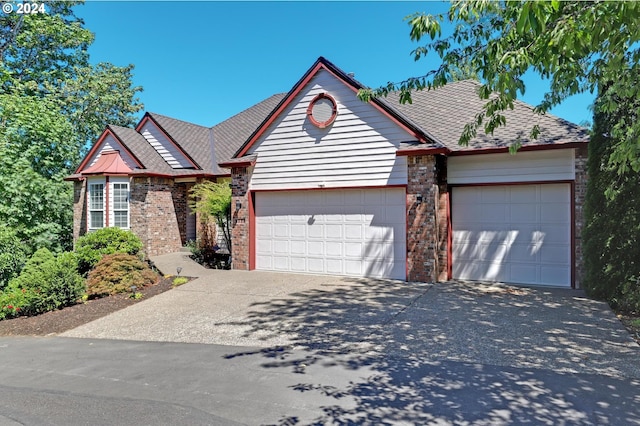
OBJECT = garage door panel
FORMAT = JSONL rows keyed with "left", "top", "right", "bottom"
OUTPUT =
{"left": 541, "top": 203, "right": 570, "bottom": 222}
{"left": 540, "top": 245, "right": 571, "bottom": 264}
{"left": 480, "top": 204, "right": 508, "bottom": 222}
{"left": 307, "top": 258, "right": 323, "bottom": 273}
{"left": 325, "top": 224, "right": 342, "bottom": 239}
{"left": 453, "top": 184, "right": 571, "bottom": 287}
{"left": 290, "top": 224, "right": 305, "bottom": 238}
{"left": 344, "top": 224, "right": 362, "bottom": 239}
{"left": 306, "top": 241, "right": 322, "bottom": 255}
{"left": 541, "top": 184, "right": 570, "bottom": 202}
{"left": 256, "top": 189, "right": 406, "bottom": 280}
{"left": 308, "top": 224, "right": 323, "bottom": 238}
{"left": 273, "top": 241, "right": 289, "bottom": 254}
{"left": 509, "top": 186, "right": 538, "bottom": 202}
{"left": 510, "top": 264, "right": 538, "bottom": 280}
{"left": 273, "top": 256, "right": 290, "bottom": 270}
{"left": 479, "top": 187, "right": 508, "bottom": 203}
{"left": 541, "top": 266, "right": 570, "bottom": 285}
{"left": 344, "top": 242, "right": 362, "bottom": 257}
{"left": 510, "top": 204, "right": 539, "bottom": 222}
{"left": 539, "top": 225, "right": 570, "bottom": 243}
{"left": 327, "top": 258, "right": 344, "bottom": 274}
{"left": 291, "top": 257, "right": 306, "bottom": 272}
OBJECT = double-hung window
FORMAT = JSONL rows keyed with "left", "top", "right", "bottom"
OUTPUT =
{"left": 89, "top": 183, "right": 105, "bottom": 229}
{"left": 112, "top": 182, "right": 129, "bottom": 228}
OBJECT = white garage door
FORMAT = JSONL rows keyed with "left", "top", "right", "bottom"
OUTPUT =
{"left": 255, "top": 188, "right": 406, "bottom": 279}
{"left": 452, "top": 183, "right": 571, "bottom": 287}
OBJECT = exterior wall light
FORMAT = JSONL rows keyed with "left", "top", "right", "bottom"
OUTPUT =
{"left": 235, "top": 199, "right": 242, "bottom": 212}
{"left": 416, "top": 194, "right": 423, "bottom": 205}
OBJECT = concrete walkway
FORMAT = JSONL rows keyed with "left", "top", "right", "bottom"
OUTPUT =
{"left": 62, "top": 252, "right": 640, "bottom": 379}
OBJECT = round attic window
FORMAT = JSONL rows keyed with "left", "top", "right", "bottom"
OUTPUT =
{"left": 307, "top": 93, "right": 338, "bottom": 128}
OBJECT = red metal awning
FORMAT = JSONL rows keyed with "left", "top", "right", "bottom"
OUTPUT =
{"left": 80, "top": 151, "right": 132, "bottom": 175}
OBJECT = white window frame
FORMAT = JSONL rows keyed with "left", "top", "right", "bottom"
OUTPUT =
{"left": 88, "top": 179, "right": 106, "bottom": 230}
{"left": 86, "top": 177, "right": 131, "bottom": 231}
{"left": 111, "top": 181, "right": 130, "bottom": 229}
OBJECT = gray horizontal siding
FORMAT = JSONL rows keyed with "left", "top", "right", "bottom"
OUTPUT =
{"left": 249, "top": 69, "right": 413, "bottom": 190}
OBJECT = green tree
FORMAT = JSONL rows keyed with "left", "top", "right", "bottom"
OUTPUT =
{"left": 0, "top": 226, "right": 27, "bottom": 289}
{"left": 189, "top": 180, "right": 232, "bottom": 252}
{"left": 583, "top": 87, "right": 640, "bottom": 310}
{"left": 359, "top": 0, "right": 640, "bottom": 171}
{"left": 0, "top": 1, "right": 143, "bottom": 253}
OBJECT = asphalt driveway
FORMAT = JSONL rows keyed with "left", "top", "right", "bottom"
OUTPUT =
{"left": 62, "top": 253, "right": 640, "bottom": 379}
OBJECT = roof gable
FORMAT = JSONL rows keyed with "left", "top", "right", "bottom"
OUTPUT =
{"left": 233, "top": 57, "right": 443, "bottom": 159}
{"left": 136, "top": 114, "right": 201, "bottom": 169}
{"left": 74, "top": 127, "right": 143, "bottom": 174}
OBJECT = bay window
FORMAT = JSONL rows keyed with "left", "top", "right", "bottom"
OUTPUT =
{"left": 87, "top": 177, "right": 130, "bottom": 230}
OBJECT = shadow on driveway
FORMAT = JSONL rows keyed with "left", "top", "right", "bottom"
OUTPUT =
{"left": 218, "top": 279, "right": 640, "bottom": 425}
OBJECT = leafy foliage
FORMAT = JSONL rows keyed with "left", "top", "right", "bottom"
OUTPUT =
{"left": 0, "top": 287, "right": 30, "bottom": 320}
{"left": 86, "top": 253, "right": 157, "bottom": 298}
{"left": 5, "top": 248, "right": 85, "bottom": 316}
{"left": 0, "top": 226, "right": 27, "bottom": 289}
{"left": 359, "top": 1, "right": 640, "bottom": 172}
{"left": 189, "top": 180, "right": 232, "bottom": 251}
{"left": 0, "top": 1, "right": 143, "bottom": 254}
{"left": 583, "top": 88, "right": 640, "bottom": 311}
{"left": 172, "top": 276, "right": 189, "bottom": 287}
{"left": 75, "top": 227, "right": 144, "bottom": 275}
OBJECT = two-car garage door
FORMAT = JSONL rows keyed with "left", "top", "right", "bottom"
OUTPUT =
{"left": 452, "top": 183, "right": 571, "bottom": 287}
{"left": 255, "top": 188, "right": 406, "bottom": 280}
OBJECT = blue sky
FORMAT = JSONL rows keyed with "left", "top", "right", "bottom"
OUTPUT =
{"left": 76, "top": 1, "right": 595, "bottom": 128}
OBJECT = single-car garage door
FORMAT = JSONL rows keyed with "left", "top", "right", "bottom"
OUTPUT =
{"left": 255, "top": 188, "right": 406, "bottom": 279}
{"left": 452, "top": 183, "right": 571, "bottom": 287}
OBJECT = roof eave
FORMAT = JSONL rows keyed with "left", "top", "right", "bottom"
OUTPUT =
{"left": 396, "top": 147, "right": 450, "bottom": 157}
{"left": 448, "top": 140, "right": 588, "bottom": 156}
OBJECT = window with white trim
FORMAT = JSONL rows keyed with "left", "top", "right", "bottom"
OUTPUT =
{"left": 89, "top": 183, "right": 105, "bottom": 229}
{"left": 112, "top": 182, "right": 129, "bottom": 228}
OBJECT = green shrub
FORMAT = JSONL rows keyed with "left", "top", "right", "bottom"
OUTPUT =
{"left": 86, "top": 253, "right": 158, "bottom": 298}
{"left": 75, "top": 228, "right": 144, "bottom": 275}
{"left": 0, "top": 287, "right": 32, "bottom": 320}
{"left": 172, "top": 276, "right": 188, "bottom": 287}
{"left": 0, "top": 226, "right": 28, "bottom": 289}
{"left": 7, "top": 248, "right": 85, "bottom": 316}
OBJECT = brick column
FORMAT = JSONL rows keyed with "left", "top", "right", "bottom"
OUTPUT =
{"left": 574, "top": 147, "right": 588, "bottom": 288}
{"left": 406, "top": 155, "right": 440, "bottom": 282}
{"left": 230, "top": 167, "right": 250, "bottom": 270}
{"left": 72, "top": 180, "right": 87, "bottom": 243}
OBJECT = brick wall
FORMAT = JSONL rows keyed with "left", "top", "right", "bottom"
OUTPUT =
{"left": 406, "top": 155, "right": 447, "bottom": 282}
{"left": 230, "top": 167, "right": 250, "bottom": 270}
{"left": 574, "top": 147, "right": 588, "bottom": 289}
{"left": 72, "top": 180, "right": 87, "bottom": 243}
{"left": 130, "top": 177, "right": 186, "bottom": 257}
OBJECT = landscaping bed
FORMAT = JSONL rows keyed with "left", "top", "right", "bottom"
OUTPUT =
{"left": 0, "top": 276, "right": 175, "bottom": 336}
